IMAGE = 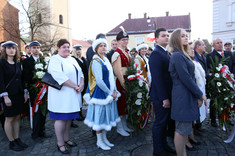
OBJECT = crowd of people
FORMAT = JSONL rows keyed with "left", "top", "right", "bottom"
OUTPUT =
{"left": 0, "top": 27, "right": 234, "bottom": 156}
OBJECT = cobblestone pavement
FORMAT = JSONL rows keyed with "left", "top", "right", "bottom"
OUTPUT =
{"left": 0, "top": 110, "right": 234, "bottom": 156}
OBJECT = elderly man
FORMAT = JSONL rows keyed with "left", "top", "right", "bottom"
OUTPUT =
{"left": 206, "top": 38, "right": 233, "bottom": 127}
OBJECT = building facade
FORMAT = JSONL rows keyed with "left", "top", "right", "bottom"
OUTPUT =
{"left": 29, "top": 0, "right": 72, "bottom": 51}
{"left": 0, "top": 0, "right": 20, "bottom": 50}
{"left": 213, "top": 0, "right": 235, "bottom": 50}
{"left": 106, "top": 12, "right": 191, "bottom": 50}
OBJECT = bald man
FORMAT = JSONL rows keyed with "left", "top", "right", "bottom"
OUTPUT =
{"left": 206, "top": 38, "right": 233, "bottom": 127}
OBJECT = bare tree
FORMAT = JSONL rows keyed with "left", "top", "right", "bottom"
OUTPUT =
{"left": 0, "top": 0, "right": 61, "bottom": 51}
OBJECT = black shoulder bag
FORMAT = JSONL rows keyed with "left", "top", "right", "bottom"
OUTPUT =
{"left": 41, "top": 63, "right": 63, "bottom": 90}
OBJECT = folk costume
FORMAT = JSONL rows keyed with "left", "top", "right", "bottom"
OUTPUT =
{"left": 135, "top": 43, "right": 151, "bottom": 84}
{"left": 112, "top": 26, "right": 132, "bottom": 136}
{"left": 84, "top": 38, "right": 120, "bottom": 150}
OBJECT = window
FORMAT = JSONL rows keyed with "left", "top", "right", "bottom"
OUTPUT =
{"left": 59, "top": 15, "right": 63, "bottom": 24}
{"left": 136, "top": 37, "right": 144, "bottom": 46}
{"left": 232, "top": 3, "right": 235, "bottom": 22}
{"left": 37, "top": 14, "right": 42, "bottom": 24}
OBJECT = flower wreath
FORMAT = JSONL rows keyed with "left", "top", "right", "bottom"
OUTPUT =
{"left": 125, "top": 58, "right": 152, "bottom": 131}
{"left": 29, "top": 57, "right": 50, "bottom": 116}
{"left": 207, "top": 56, "right": 235, "bottom": 143}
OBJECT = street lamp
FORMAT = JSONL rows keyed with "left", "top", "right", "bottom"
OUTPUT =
{"left": 147, "top": 16, "right": 156, "bottom": 32}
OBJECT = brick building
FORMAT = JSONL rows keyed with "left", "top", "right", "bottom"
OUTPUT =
{"left": 0, "top": 0, "right": 20, "bottom": 50}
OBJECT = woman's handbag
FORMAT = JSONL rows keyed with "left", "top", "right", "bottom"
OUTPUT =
{"left": 41, "top": 72, "right": 62, "bottom": 90}
{"left": 41, "top": 62, "right": 63, "bottom": 90}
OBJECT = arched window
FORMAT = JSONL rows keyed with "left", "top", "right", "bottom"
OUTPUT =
{"left": 59, "top": 15, "right": 63, "bottom": 24}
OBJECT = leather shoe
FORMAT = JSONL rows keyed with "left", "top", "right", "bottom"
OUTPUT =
{"left": 211, "top": 122, "right": 218, "bottom": 127}
{"left": 189, "top": 138, "right": 201, "bottom": 145}
{"left": 9, "top": 140, "right": 24, "bottom": 151}
{"left": 186, "top": 145, "right": 198, "bottom": 151}
{"left": 163, "top": 145, "right": 176, "bottom": 154}
{"left": 15, "top": 138, "right": 28, "bottom": 148}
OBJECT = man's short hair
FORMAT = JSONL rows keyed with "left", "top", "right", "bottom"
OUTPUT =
{"left": 224, "top": 42, "right": 232, "bottom": 46}
{"left": 193, "top": 40, "right": 202, "bottom": 50}
{"left": 155, "top": 28, "right": 167, "bottom": 38}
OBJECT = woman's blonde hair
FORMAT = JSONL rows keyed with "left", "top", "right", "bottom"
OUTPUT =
{"left": 71, "top": 49, "right": 81, "bottom": 58}
{"left": 169, "top": 28, "right": 192, "bottom": 61}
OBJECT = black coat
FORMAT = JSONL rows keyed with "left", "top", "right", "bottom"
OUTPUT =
{"left": 194, "top": 51, "right": 210, "bottom": 79}
{"left": 107, "top": 49, "right": 115, "bottom": 63}
{"left": 72, "top": 56, "right": 88, "bottom": 95}
{"left": 86, "top": 46, "right": 95, "bottom": 67}
{"left": 22, "top": 55, "right": 43, "bottom": 106}
{"left": 0, "top": 59, "right": 24, "bottom": 96}
{"left": 206, "top": 50, "right": 233, "bottom": 73}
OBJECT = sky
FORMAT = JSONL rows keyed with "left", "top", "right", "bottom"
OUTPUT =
{"left": 9, "top": 0, "right": 213, "bottom": 42}
{"left": 70, "top": 0, "right": 213, "bottom": 41}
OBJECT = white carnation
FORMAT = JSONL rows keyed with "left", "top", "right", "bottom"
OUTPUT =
{"left": 137, "top": 110, "right": 141, "bottom": 116}
{"left": 36, "top": 71, "right": 45, "bottom": 79}
{"left": 137, "top": 92, "right": 142, "bottom": 98}
{"left": 139, "top": 80, "right": 143, "bottom": 87}
{"left": 215, "top": 73, "right": 219, "bottom": 78}
{"left": 35, "top": 63, "right": 44, "bottom": 70}
{"left": 135, "top": 99, "right": 142, "bottom": 105}
{"left": 217, "top": 82, "right": 222, "bottom": 87}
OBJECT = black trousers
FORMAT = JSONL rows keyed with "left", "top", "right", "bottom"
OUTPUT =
{"left": 209, "top": 100, "right": 216, "bottom": 123}
{"left": 32, "top": 108, "right": 46, "bottom": 138}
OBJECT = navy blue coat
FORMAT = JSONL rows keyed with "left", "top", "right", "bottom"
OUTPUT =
{"left": 194, "top": 51, "right": 210, "bottom": 79}
{"left": 169, "top": 50, "right": 203, "bottom": 121}
{"left": 149, "top": 45, "right": 172, "bottom": 102}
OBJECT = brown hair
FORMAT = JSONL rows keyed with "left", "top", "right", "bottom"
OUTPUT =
{"left": 57, "top": 39, "right": 70, "bottom": 48}
{"left": 0, "top": 47, "right": 20, "bottom": 62}
{"left": 169, "top": 28, "right": 192, "bottom": 61}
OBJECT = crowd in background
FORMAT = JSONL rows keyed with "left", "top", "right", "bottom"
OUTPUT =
{"left": 0, "top": 27, "right": 234, "bottom": 156}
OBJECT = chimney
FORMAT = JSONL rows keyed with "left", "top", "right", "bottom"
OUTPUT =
{"left": 144, "top": 13, "right": 147, "bottom": 19}
{"left": 128, "top": 13, "right": 131, "bottom": 19}
{"left": 166, "top": 11, "right": 169, "bottom": 16}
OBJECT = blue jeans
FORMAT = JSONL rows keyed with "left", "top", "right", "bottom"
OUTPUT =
{"left": 152, "top": 99, "right": 170, "bottom": 153}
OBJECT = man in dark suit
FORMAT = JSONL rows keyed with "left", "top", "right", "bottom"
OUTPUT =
{"left": 193, "top": 40, "right": 209, "bottom": 133}
{"left": 149, "top": 28, "right": 175, "bottom": 156}
{"left": 22, "top": 41, "right": 51, "bottom": 142}
{"left": 86, "top": 33, "right": 106, "bottom": 67}
{"left": 206, "top": 38, "right": 233, "bottom": 127}
{"left": 107, "top": 39, "right": 118, "bottom": 63}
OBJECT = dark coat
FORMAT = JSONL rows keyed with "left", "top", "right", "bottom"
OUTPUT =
{"left": 169, "top": 50, "right": 202, "bottom": 121}
{"left": 22, "top": 55, "right": 43, "bottom": 106}
{"left": 72, "top": 56, "right": 88, "bottom": 96}
{"left": 194, "top": 51, "right": 210, "bottom": 79}
{"left": 107, "top": 49, "right": 115, "bottom": 63}
{"left": 86, "top": 46, "right": 95, "bottom": 67}
{"left": 206, "top": 49, "right": 233, "bottom": 73}
{"left": 149, "top": 45, "right": 172, "bottom": 101}
{"left": 0, "top": 59, "right": 24, "bottom": 96}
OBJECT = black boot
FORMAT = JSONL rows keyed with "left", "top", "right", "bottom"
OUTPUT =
{"left": 15, "top": 138, "right": 28, "bottom": 148}
{"left": 9, "top": 140, "right": 24, "bottom": 151}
